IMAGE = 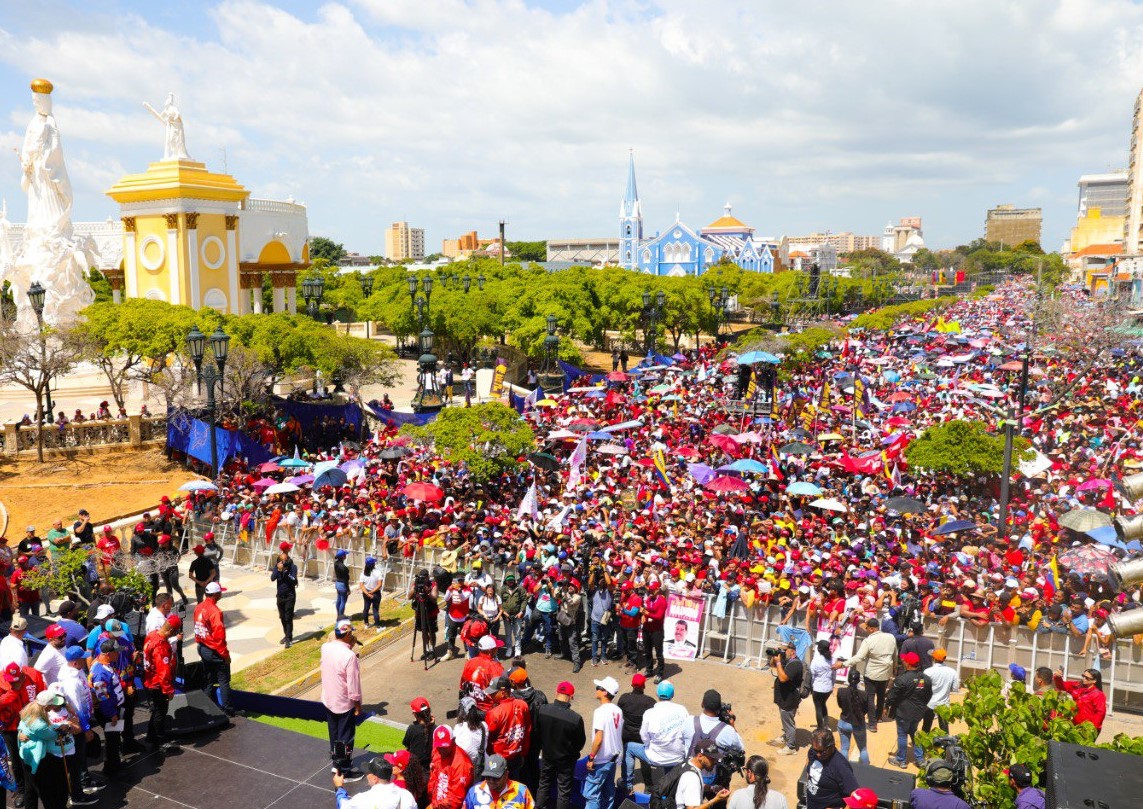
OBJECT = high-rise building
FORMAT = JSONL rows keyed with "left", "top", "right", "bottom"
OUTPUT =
{"left": 1125, "top": 89, "right": 1143, "bottom": 253}
{"left": 385, "top": 221, "right": 425, "bottom": 260}
{"left": 985, "top": 205, "right": 1042, "bottom": 247}
{"left": 1066, "top": 172, "right": 1127, "bottom": 256}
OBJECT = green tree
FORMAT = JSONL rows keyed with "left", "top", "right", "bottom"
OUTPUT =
{"left": 308, "top": 236, "right": 346, "bottom": 264}
{"left": 905, "top": 419, "right": 1032, "bottom": 477}
{"left": 400, "top": 402, "right": 536, "bottom": 481}
{"left": 505, "top": 241, "right": 547, "bottom": 262}
{"left": 88, "top": 269, "right": 113, "bottom": 304}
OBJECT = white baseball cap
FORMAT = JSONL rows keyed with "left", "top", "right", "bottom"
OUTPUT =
{"left": 593, "top": 676, "right": 619, "bottom": 695}
{"left": 205, "top": 582, "right": 223, "bottom": 595}
{"left": 94, "top": 604, "right": 115, "bottom": 620}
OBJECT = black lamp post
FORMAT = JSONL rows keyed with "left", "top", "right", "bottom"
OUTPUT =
{"left": 409, "top": 276, "right": 442, "bottom": 413}
{"left": 463, "top": 274, "right": 472, "bottom": 293}
{"left": 641, "top": 289, "right": 666, "bottom": 355}
{"left": 358, "top": 273, "right": 374, "bottom": 339}
{"left": 477, "top": 274, "right": 486, "bottom": 291}
{"left": 770, "top": 291, "right": 781, "bottom": 326}
{"left": 186, "top": 325, "right": 230, "bottom": 478}
{"left": 539, "top": 314, "right": 564, "bottom": 393}
{"left": 302, "top": 275, "right": 325, "bottom": 320}
{"left": 26, "top": 282, "right": 54, "bottom": 426}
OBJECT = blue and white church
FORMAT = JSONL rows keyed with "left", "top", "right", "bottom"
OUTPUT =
{"left": 618, "top": 153, "right": 776, "bottom": 276}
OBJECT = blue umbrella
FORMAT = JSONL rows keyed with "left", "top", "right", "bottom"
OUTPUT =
{"left": 1087, "top": 525, "right": 1128, "bottom": 550}
{"left": 178, "top": 480, "right": 217, "bottom": 492}
{"left": 736, "top": 351, "right": 780, "bottom": 365}
{"left": 586, "top": 431, "right": 612, "bottom": 440}
{"left": 892, "top": 402, "right": 917, "bottom": 413}
{"left": 882, "top": 371, "right": 900, "bottom": 383}
{"left": 786, "top": 481, "right": 822, "bottom": 496}
{"left": 724, "top": 458, "right": 769, "bottom": 474}
{"left": 313, "top": 467, "right": 348, "bottom": 489}
{"left": 933, "top": 519, "right": 977, "bottom": 535}
{"left": 279, "top": 448, "right": 310, "bottom": 469}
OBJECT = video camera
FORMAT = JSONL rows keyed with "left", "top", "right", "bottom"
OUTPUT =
{"left": 718, "top": 701, "right": 735, "bottom": 725}
{"left": 925, "top": 735, "right": 971, "bottom": 799}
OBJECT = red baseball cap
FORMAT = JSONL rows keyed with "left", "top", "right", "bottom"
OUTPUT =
{"left": 383, "top": 750, "right": 410, "bottom": 769}
{"left": 45, "top": 624, "right": 66, "bottom": 639}
{"left": 2, "top": 663, "right": 20, "bottom": 682}
{"left": 167, "top": 615, "right": 183, "bottom": 630}
{"left": 844, "top": 787, "right": 879, "bottom": 809}
{"left": 900, "top": 652, "right": 921, "bottom": 667}
{"left": 279, "top": 542, "right": 292, "bottom": 551}
{"left": 631, "top": 673, "right": 647, "bottom": 687}
{"left": 556, "top": 681, "right": 575, "bottom": 696}
{"left": 433, "top": 725, "right": 454, "bottom": 748}
{"left": 410, "top": 697, "right": 430, "bottom": 714}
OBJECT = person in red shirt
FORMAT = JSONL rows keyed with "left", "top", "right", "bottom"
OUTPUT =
{"left": 443, "top": 581, "right": 472, "bottom": 660}
{"left": 193, "top": 582, "right": 233, "bottom": 715}
{"left": 143, "top": 615, "right": 180, "bottom": 748}
{"left": 617, "top": 584, "right": 643, "bottom": 671}
{"left": 1053, "top": 667, "right": 1107, "bottom": 738}
{"left": 459, "top": 617, "right": 489, "bottom": 659}
{"left": 641, "top": 580, "right": 667, "bottom": 682}
{"left": 429, "top": 725, "right": 474, "bottom": 809}
{"left": 485, "top": 677, "right": 531, "bottom": 776}
{"left": 0, "top": 661, "right": 45, "bottom": 802}
{"left": 460, "top": 636, "right": 504, "bottom": 712}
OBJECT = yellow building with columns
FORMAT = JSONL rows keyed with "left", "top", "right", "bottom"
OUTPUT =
{"left": 106, "top": 158, "right": 309, "bottom": 313}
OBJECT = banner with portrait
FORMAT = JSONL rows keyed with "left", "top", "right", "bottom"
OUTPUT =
{"left": 664, "top": 594, "right": 704, "bottom": 661}
{"left": 814, "top": 618, "right": 857, "bottom": 682}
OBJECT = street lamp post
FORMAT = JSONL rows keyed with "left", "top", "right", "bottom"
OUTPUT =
{"left": 26, "top": 282, "right": 53, "bottom": 425}
{"left": 358, "top": 273, "right": 374, "bottom": 339}
{"left": 770, "top": 291, "right": 781, "bottom": 326}
{"left": 642, "top": 290, "right": 665, "bottom": 356}
{"left": 302, "top": 275, "right": 325, "bottom": 320}
{"left": 539, "top": 314, "right": 564, "bottom": 393}
{"left": 409, "top": 276, "right": 442, "bottom": 413}
{"left": 186, "top": 325, "right": 230, "bottom": 478}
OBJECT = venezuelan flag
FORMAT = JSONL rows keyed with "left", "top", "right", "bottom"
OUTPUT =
{"left": 652, "top": 447, "right": 671, "bottom": 489}
{"left": 1044, "top": 555, "right": 1060, "bottom": 600}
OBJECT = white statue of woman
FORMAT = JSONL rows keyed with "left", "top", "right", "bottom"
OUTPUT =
{"left": 144, "top": 92, "right": 190, "bottom": 161}
{"left": 19, "top": 78, "right": 73, "bottom": 241}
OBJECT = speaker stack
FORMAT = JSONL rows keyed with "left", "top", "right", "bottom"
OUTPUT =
{"left": 797, "top": 762, "right": 914, "bottom": 809}
{"left": 1045, "top": 741, "right": 1137, "bottom": 808}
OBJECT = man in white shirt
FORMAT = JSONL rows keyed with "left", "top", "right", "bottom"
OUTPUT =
{"left": 922, "top": 648, "right": 960, "bottom": 734}
{"left": 585, "top": 677, "right": 623, "bottom": 809}
{"left": 674, "top": 742, "right": 728, "bottom": 809}
{"left": 34, "top": 623, "right": 68, "bottom": 686}
{"left": 333, "top": 757, "right": 417, "bottom": 809}
{"left": 0, "top": 615, "right": 29, "bottom": 671}
{"left": 640, "top": 680, "right": 693, "bottom": 804}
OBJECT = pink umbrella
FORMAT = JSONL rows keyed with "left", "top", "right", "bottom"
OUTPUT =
{"left": 733, "top": 432, "right": 764, "bottom": 444}
{"left": 252, "top": 478, "right": 278, "bottom": 490}
{"left": 705, "top": 476, "right": 750, "bottom": 493}
{"left": 1077, "top": 479, "right": 1112, "bottom": 492}
{"left": 709, "top": 434, "right": 739, "bottom": 455}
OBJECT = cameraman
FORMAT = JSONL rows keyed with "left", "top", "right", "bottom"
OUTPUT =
{"left": 407, "top": 570, "right": 439, "bottom": 661}
{"left": 689, "top": 689, "right": 743, "bottom": 788}
{"left": 768, "top": 642, "right": 803, "bottom": 755}
{"left": 910, "top": 761, "right": 970, "bottom": 809}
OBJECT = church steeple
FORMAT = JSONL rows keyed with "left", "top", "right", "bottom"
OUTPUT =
{"left": 619, "top": 150, "right": 643, "bottom": 270}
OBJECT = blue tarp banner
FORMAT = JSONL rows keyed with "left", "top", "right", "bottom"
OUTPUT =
{"left": 166, "top": 412, "right": 273, "bottom": 468}
{"left": 271, "top": 396, "right": 363, "bottom": 434}
{"left": 369, "top": 407, "right": 437, "bottom": 428}
{"left": 509, "top": 391, "right": 527, "bottom": 413}
{"left": 557, "top": 361, "right": 606, "bottom": 392}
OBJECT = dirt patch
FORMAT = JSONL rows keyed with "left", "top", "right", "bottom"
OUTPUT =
{"left": 0, "top": 448, "right": 199, "bottom": 533}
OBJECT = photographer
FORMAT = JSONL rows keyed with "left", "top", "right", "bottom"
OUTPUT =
{"left": 909, "top": 761, "right": 970, "bottom": 809}
{"left": 767, "top": 642, "right": 803, "bottom": 755}
{"left": 689, "top": 689, "right": 743, "bottom": 789}
{"left": 408, "top": 569, "right": 439, "bottom": 660}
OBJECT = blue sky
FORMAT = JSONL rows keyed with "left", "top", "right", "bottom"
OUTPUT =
{"left": 2, "top": 0, "right": 1142, "bottom": 255}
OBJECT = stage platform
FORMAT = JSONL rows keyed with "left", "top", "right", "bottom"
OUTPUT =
{"left": 104, "top": 713, "right": 376, "bottom": 809}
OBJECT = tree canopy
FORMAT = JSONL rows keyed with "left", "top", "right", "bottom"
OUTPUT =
{"left": 399, "top": 402, "right": 536, "bottom": 481}
{"left": 308, "top": 236, "right": 346, "bottom": 264}
{"left": 904, "top": 419, "right": 1032, "bottom": 477}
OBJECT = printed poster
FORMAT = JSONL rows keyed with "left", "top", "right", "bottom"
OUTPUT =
{"left": 665, "top": 594, "right": 704, "bottom": 661}
{"left": 814, "top": 618, "right": 857, "bottom": 682}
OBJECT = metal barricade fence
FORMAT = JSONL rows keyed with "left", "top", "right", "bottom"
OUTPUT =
{"left": 165, "top": 521, "right": 1143, "bottom": 714}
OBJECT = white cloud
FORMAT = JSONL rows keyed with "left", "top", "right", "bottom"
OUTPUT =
{"left": 0, "top": 0, "right": 1141, "bottom": 252}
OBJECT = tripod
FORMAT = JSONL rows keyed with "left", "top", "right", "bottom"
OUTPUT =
{"left": 409, "top": 591, "right": 437, "bottom": 671}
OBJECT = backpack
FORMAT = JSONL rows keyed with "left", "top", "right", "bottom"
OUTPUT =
{"left": 652, "top": 762, "right": 700, "bottom": 809}
{"left": 687, "top": 717, "right": 727, "bottom": 758}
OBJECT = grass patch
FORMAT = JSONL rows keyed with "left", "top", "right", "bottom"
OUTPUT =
{"left": 250, "top": 713, "right": 404, "bottom": 752}
{"left": 233, "top": 602, "right": 413, "bottom": 694}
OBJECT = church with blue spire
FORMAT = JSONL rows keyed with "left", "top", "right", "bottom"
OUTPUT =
{"left": 618, "top": 153, "right": 775, "bottom": 276}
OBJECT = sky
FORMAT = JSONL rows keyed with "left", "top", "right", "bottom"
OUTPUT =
{"left": 1, "top": 0, "right": 1143, "bottom": 255}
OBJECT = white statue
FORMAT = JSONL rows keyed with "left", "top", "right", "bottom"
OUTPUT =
{"left": 6, "top": 79, "right": 95, "bottom": 330}
{"left": 144, "top": 92, "right": 190, "bottom": 161}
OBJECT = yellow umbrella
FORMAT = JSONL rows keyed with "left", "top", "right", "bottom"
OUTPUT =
{"left": 817, "top": 432, "right": 844, "bottom": 441}
{"left": 535, "top": 399, "right": 558, "bottom": 408}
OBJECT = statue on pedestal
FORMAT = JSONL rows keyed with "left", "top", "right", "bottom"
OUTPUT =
{"left": 144, "top": 92, "right": 190, "bottom": 161}
{"left": 4, "top": 78, "right": 96, "bottom": 330}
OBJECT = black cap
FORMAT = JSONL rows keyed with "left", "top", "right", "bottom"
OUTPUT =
{"left": 701, "top": 689, "right": 722, "bottom": 712}
{"left": 1009, "top": 764, "right": 1033, "bottom": 788}
{"left": 694, "top": 741, "right": 722, "bottom": 763}
{"left": 490, "top": 675, "right": 511, "bottom": 692}
{"left": 99, "top": 639, "right": 118, "bottom": 655}
{"left": 367, "top": 758, "right": 393, "bottom": 780}
{"left": 482, "top": 754, "right": 508, "bottom": 778}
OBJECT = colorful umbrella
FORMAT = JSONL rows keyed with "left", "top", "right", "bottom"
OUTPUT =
{"left": 723, "top": 458, "right": 769, "bottom": 474}
{"left": 251, "top": 478, "right": 278, "bottom": 490}
{"left": 597, "top": 443, "right": 628, "bottom": 455}
{"left": 933, "top": 519, "right": 977, "bottom": 535}
{"left": 313, "top": 468, "right": 348, "bottom": 489}
{"left": 402, "top": 482, "right": 444, "bottom": 502}
{"left": 705, "top": 476, "right": 750, "bottom": 493}
{"left": 1057, "top": 544, "right": 1116, "bottom": 577}
{"left": 688, "top": 463, "right": 716, "bottom": 484}
{"left": 287, "top": 474, "right": 314, "bottom": 486}
{"left": 779, "top": 442, "right": 814, "bottom": 455}
{"left": 279, "top": 449, "right": 310, "bottom": 469}
{"left": 606, "top": 371, "right": 629, "bottom": 382}
{"left": 1076, "top": 479, "right": 1112, "bottom": 492}
{"left": 257, "top": 462, "right": 284, "bottom": 474}
{"left": 709, "top": 434, "right": 739, "bottom": 455}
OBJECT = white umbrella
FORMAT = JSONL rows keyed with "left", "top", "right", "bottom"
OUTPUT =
{"left": 547, "top": 429, "right": 580, "bottom": 440}
{"left": 178, "top": 480, "right": 217, "bottom": 492}
{"left": 809, "top": 498, "right": 847, "bottom": 512}
{"left": 597, "top": 443, "right": 628, "bottom": 455}
{"left": 265, "top": 482, "right": 300, "bottom": 495}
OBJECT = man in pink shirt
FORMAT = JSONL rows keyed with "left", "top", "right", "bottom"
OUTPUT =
{"left": 322, "top": 619, "right": 364, "bottom": 781}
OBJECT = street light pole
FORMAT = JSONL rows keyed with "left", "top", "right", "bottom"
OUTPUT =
{"left": 186, "top": 326, "right": 230, "bottom": 478}
{"left": 26, "top": 282, "right": 53, "bottom": 425}
{"left": 359, "top": 273, "right": 374, "bottom": 339}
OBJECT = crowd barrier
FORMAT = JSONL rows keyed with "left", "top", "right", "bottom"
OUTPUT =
{"left": 172, "top": 514, "right": 1143, "bottom": 715}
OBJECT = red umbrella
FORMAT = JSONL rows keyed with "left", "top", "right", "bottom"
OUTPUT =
{"left": 998, "top": 361, "right": 1023, "bottom": 371}
{"left": 705, "top": 476, "right": 750, "bottom": 493}
{"left": 888, "top": 393, "right": 913, "bottom": 403}
{"left": 258, "top": 462, "right": 284, "bottom": 474}
{"left": 402, "top": 482, "right": 444, "bottom": 502}
{"left": 606, "top": 371, "right": 629, "bottom": 382}
{"left": 676, "top": 446, "right": 701, "bottom": 459}
{"left": 886, "top": 417, "right": 911, "bottom": 427}
{"left": 709, "top": 434, "right": 739, "bottom": 455}
{"left": 635, "top": 458, "right": 656, "bottom": 467}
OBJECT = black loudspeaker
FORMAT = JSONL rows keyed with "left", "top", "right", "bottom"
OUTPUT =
{"left": 798, "top": 762, "right": 914, "bottom": 809}
{"left": 1046, "top": 741, "right": 1138, "bottom": 808}
{"left": 165, "top": 691, "right": 230, "bottom": 736}
{"left": 617, "top": 801, "right": 641, "bottom": 809}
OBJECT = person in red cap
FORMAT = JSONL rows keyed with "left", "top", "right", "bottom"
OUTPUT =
{"left": 34, "top": 623, "right": 68, "bottom": 687}
{"left": 428, "top": 724, "right": 475, "bottom": 809}
{"left": 143, "top": 615, "right": 180, "bottom": 749}
{"left": 270, "top": 542, "right": 299, "bottom": 647}
{"left": 403, "top": 697, "right": 435, "bottom": 770}
{"left": 534, "top": 682, "right": 585, "bottom": 809}
{"left": 640, "top": 580, "right": 668, "bottom": 683}
{"left": 885, "top": 652, "right": 932, "bottom": 769}
{"left": 842, "top": 787, "right": 879, "bottom": 809}
{"left": 616, "top": 673, "right": 655, "bottom": 792}
{"left": 460, "top": 636, "right": 504, "bottom": 712}
{"left": 188, "top": 544, "right": 216, "bottom": 603}
{"left": 0, "top": 658, "right": 45, "bottom": 802}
